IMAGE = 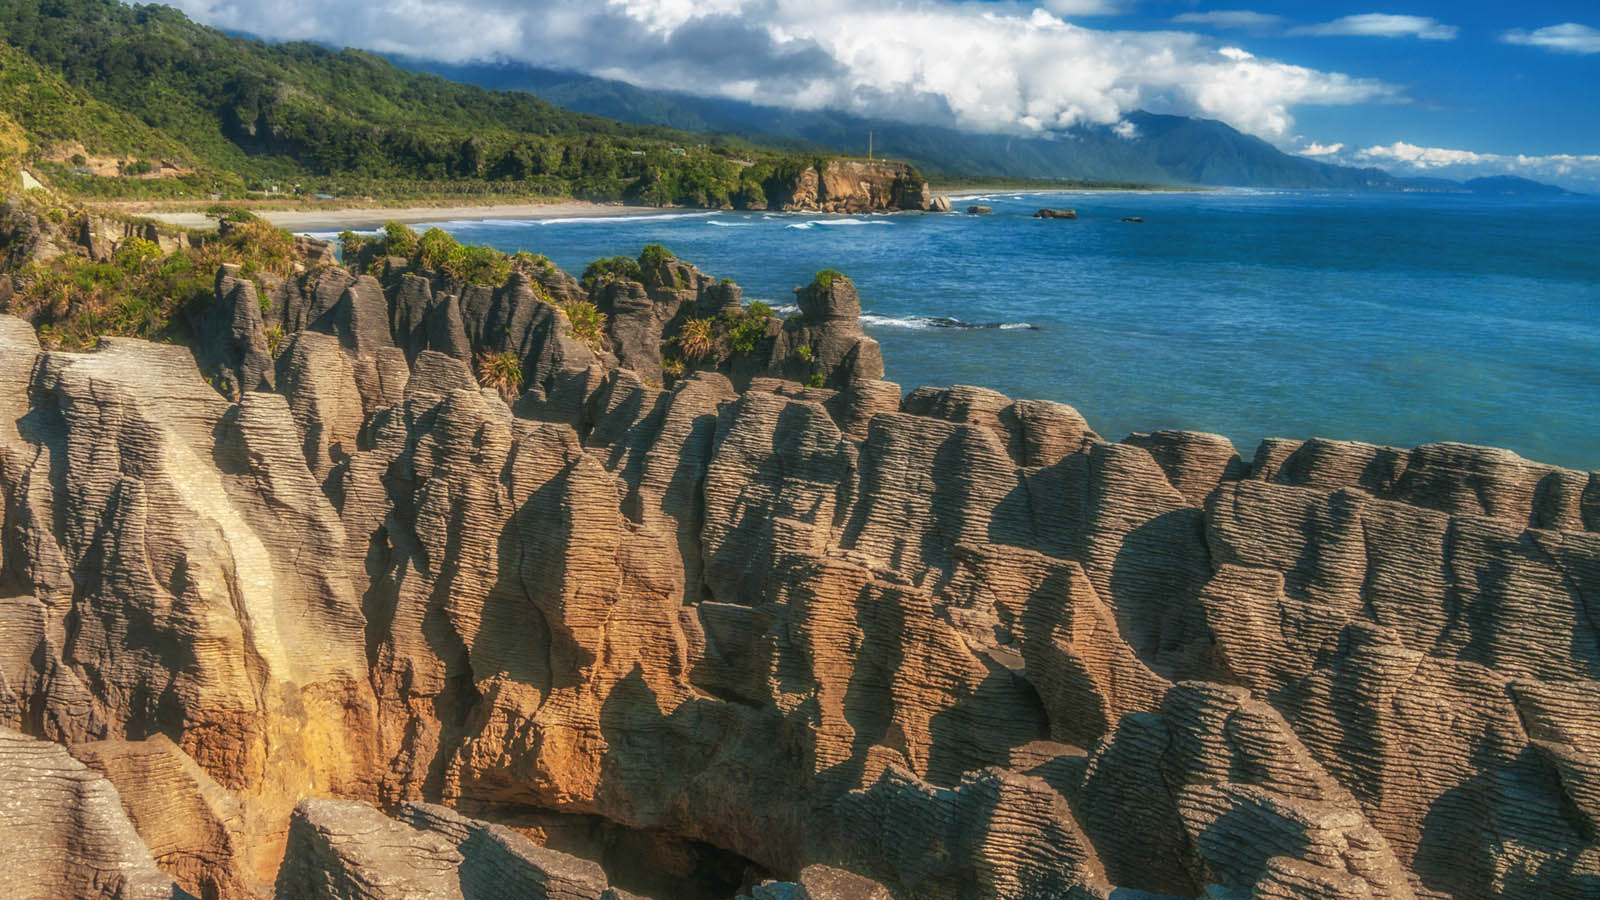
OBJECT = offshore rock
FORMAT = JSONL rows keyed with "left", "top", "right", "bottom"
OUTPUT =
{"left": 776, "top": 159, "right": 936, "bottom": 213}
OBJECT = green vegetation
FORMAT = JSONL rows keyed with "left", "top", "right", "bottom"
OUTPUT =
{"left": 347, "top": 221, "right": 552, "bottom": 285}
{"left": 675, "top": 318, "right": 715, "bottom": 361}
{"left": 796, "top": 344, "right": 814, "bottom": 362}
{"left": 581, "top": 255, "right": 643, "bottom": 289}
{"left": 2, "top": 203, "right": 298, "bottom": 350}
{"left": 562, "top": 300, "right": 606, "bottom": 351}
{"left": 0, "top": 0, "right": 861, "bottom": 206}
{"left": 639, "top": 243, "right": 673, "bottom": 269}
{"left": 724, "top": 308, "right": 771, "bottom": 355}
{"left": 476, "top": 350, "right": 523, "bottom": 400}
{"left": 0, "top": 110, "right": 29, "bottom": 183}
{"left": 806, "top": 373, "right": 825, "bottom": 388}
{"left": 815, "top": 269, "right": 844, "bottom": 290}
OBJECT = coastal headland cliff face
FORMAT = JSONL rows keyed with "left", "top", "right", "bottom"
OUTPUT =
{"left": 0, "top": 228, "right": 1597, "bottom": 900}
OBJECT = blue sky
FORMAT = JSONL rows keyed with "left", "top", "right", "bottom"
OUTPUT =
{"left": 1119, "top": 1, "right": 1600, "bottom": 156}
{"left": 172, "top": 0, "right": 1600, "bottom": 188}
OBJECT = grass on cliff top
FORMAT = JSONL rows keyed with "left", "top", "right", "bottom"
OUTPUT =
{"left": 2, "top": 208, "right": 296, "bottom": 350}
{"left": 346, "top": 220, "right": 553, "bottom": 286}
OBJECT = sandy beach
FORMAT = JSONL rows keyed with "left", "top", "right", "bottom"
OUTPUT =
{"left": 141, "top": 200, "right": 680, "bottom": 232}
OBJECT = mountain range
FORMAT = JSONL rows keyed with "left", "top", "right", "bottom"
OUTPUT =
{"left": 404, "top": 58, "right": 1574, "bottom": 194}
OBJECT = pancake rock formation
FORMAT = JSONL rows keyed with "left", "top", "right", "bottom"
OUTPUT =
{"left": 0, "top": 237, "right": 1597, "bottom": 900}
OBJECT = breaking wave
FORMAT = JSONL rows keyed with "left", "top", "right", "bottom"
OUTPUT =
{"left": 860, "top": 314, "right": 1040, "bottom": 330}
{"left": 785, "top": 217, "right": 895, "bottom": 230}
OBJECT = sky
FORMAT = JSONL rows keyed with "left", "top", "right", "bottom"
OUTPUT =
{"left": 167, "top": 0, "right": 1600, "bottom": 189}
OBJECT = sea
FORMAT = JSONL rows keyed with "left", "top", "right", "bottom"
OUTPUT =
{"left": 321, "top": 190, "right": 1600, "bottom": 470}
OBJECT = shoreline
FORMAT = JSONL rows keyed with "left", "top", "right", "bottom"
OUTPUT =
{"left": 140, "top": 200, "right": 683, "bottom": 232}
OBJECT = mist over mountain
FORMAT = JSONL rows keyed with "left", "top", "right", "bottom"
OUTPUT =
{"left": 401, "top": 58, "right": 1558, "bottom": 192}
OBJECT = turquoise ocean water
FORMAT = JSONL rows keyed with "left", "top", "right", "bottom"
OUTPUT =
{"left": 339, "top": 190, "right": 1600, "bottom": 469}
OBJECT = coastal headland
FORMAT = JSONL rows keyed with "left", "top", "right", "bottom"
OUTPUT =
{"left": 0, "top": 211, "right": 1594, "bottom": 900}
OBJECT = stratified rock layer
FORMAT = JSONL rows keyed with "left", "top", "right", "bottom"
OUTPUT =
{"left": 0, "top": 726, "right": 189, "bottom": 900}
{"left": 0, "top": 244, "right": 1596, "bottom": 900}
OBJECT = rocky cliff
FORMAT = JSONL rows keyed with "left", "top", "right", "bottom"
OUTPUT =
{"left": 769, "top": 159, "right": 941, "bottom": 213}
{"left": 0, "top": 235, "right": 1597, "bottom": 900}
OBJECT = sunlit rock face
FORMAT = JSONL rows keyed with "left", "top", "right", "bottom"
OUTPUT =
{"left": 1, "top": 246, "right": 1596, "bottom": 899}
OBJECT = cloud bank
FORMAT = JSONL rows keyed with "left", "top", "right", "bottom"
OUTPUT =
{"left": 1289, "top": 14, "right": 1458, "bottom": 41}
{"left": 1170, "top": 10, "right": 1286, "bottom": 31}
{"left": 1502, "top": 23, "right": 1600, "bottom": 54}
{"left": 1301, "top": 140, "right": 1600, "bottom": 190}
{"left": 169, "top": 0, "right": 1393, "bottom": 142}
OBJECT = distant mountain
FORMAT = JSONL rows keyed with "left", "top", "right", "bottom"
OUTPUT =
{"left": 402, "top": 59, "right": 1583, "bottom": 195}
{"left": 400, "top": 59, "right": 1412, "bottom": 190}
{"left": 1463, "top": 175, "right": 1573, "bottom": 196}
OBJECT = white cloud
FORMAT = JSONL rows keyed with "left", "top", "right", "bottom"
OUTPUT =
{"left": 1502, "top": 23, "right": 1600, "bottom": 54}
{"left": 1359, "top": 142, "right": 1492, "bottom": 167}
{"left": 165, "top": 0, "right": 1396, "bottom": 143}
{"left": 1298, "top": 140, "right": 1600, "bottom": 189}
{"left": 1291, "top": 13, "right": 1458, "bottom": 40}
{"left": 1171, "top": 10, "right": 1286, "bottom": 31}
{"left": 1298, "top": 142, "right": 1344, "bottom": 156}
{"left": 1218, "top": 46, "right": 1255, "bottom": 61}
{"left": 1112, "top": 119, "right": 1139, "bottom": 139}
{"left": 1039, "top": 0, "right": 1124, "bottom": 16}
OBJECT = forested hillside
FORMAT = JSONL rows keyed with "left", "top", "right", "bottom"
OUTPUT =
{"left": 0, "top": 0, "right": 854, "bottom": 206}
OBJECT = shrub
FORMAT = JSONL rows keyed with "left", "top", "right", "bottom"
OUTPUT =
{"left": 457, "top": 243, "right": 512, "bottom": 285}
{"left": 581, "top": 255, "right": 642, "bottom": 288}
{"left": 814, "top": 269, "right": 844, "bottom": 290}
{"left": 112, "top": 237, "right": 161, "bottom": 273}
{"left": 806, "top": 373, "right": 825, "bottom": 388}
{"left": 382, "top": 221, "right": 419, "bottom": 257}
{"left": 476, "top": 350, "right": 523, "bottom": 401}
{"left": 562, "top": 300, "right": 607, "bottom": 351}
{"left": 675, "top": 318, "right": 715, "bottom": 361}
{"left": 337, "top": 229, "right": 369, "bottom": 262}
{"left": 662, "top": 356, "right": 685, "bottom": 376}
{"left": 796, "top": 344, "right": 814, "bottom": 362}
{"left": 724, "top": 311, "right": 769, "bottom": 355}
{"left": 511, "top": 250, "right": 552, "bottom": 272}
{"left": 746, "top": 300, "right": 774, "bottom": 320}
{"left": 264, "top": 326, "right": 284, "bottom": 356}
{"left": 416, "top": 227, "right": 464, "bottom": 273}
{"left": 638, "top": 243, "right": 674, "bottom": 269}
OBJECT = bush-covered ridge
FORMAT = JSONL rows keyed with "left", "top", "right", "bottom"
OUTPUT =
{"left": 0, "top": 201, "right": 293, "bottom": 350}
{"left": 0, "top": 0, "right": 913, "bottom": 207}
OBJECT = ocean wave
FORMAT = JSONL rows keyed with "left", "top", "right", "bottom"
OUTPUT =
{"left": 860, "top": 313, "right": 1040, "bottom": 331}
{"left": 525, "top": 211, "right": 719, "bottom": 226}
{"left": 785, "top": 217, "right": 895, "bottom": 230}
{"left": 706, "top": 219, "right": 755, "bottom": 227}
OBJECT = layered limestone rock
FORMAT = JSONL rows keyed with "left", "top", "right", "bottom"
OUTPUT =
{"left": 773, "top": 159, "right": 937, "bottom": 213}
{"left": 0, "top": 244, "right": 1596, "bottom": 899}
{"left": 274, "top": 797, "right": 641, "bottom": 900}
{"left": 0, "top": 726, "right": 190, "bottom": 900}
